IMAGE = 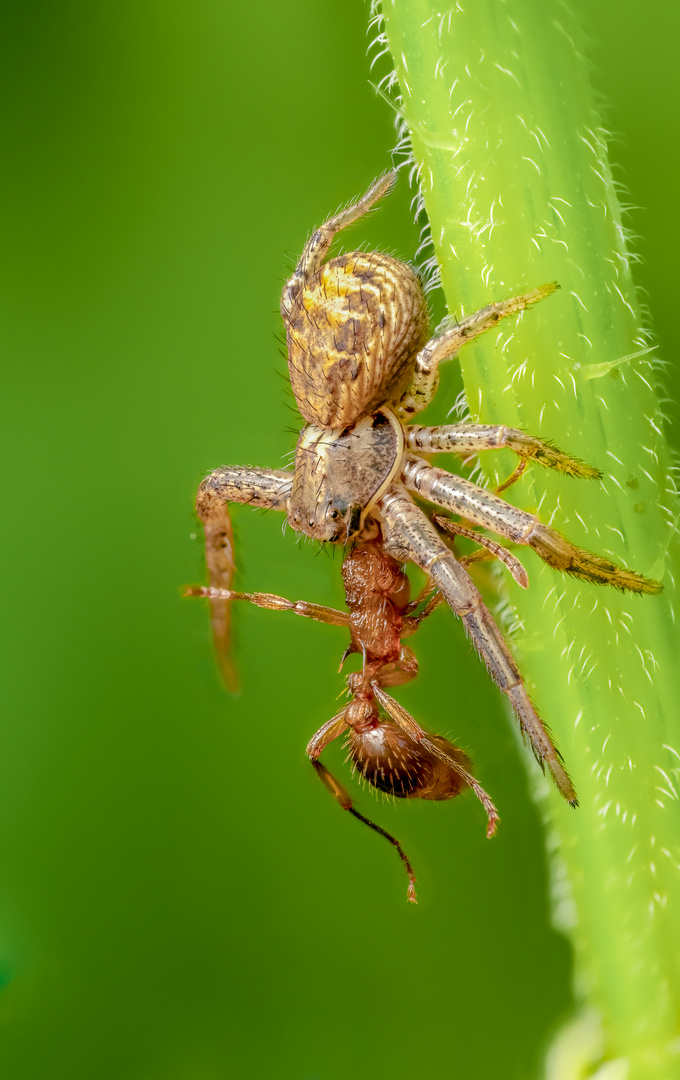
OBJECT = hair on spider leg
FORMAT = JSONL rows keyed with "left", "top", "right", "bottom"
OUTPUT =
{"left": 434, "top": 311, "right": 462, "bottom": 334}
{"left": 257, "top": 503, "right": 286, "bottom": 520}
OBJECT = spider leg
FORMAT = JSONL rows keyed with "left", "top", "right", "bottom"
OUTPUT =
{"left": 403, "top": 456, "right": 662, "bottom": 595}
{"left": 405, "top": 423, "right": 601, "bottom": 480}
{"left": 397, "top": 284, "right": 558, "bottom": 418}
{"left": 307, "top": 711, "right": 417, "bottom": 902}
{"left": 495, "top": 460, "right": 528, "bottom": 494}
{"left": 378, "top": 485, "right": 579, "bottom": 806}
{"left": 281, "top": 169, "right": 397, "bottom": 318}
{"left": 434, "top": 516, "right": 529, "bottom": 589}
{"left": 196, "top": 466, "right": 292, "bottom": 688}
{"left": 372, "top": 684, "right": 501, "bottom": 837}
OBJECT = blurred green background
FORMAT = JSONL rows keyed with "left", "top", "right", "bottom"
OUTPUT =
{"left": 2, "top": 3, "right": 678, "bottom": 1078}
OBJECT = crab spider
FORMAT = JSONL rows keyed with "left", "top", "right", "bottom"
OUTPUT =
{"left": 194, "top": 170, "right": 661, "bottom": 815}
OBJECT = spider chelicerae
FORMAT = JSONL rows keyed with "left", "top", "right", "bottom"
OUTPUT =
{"left": 189, "top": 170, "right": 661, "bottom": 885}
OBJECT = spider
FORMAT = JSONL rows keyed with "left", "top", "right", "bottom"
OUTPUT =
{"left": 194, "top": 169, "right": 661, "bottom": 815}
{"left": 188, "top": 538, "right": 510, "bottom": 902}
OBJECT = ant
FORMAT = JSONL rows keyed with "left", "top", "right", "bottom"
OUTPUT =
{"left": 187, "top": 526, "right": 521, "bottom": 902}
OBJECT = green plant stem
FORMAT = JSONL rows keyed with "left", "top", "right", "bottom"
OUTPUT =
{"left": 378, "top": 1, "right": 680, "bottom": 1076}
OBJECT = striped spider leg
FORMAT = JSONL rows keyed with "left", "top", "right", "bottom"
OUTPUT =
{"left": 378, "top": 484, "right": 580, "bottom": 805}
{"left": 401, "top": 451, "right": 661, "bottom": 594}
{"left": 195, "top": 466, "right": 292, "bottom": 688}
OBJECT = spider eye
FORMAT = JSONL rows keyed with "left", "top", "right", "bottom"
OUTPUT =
{"left": 329, "top": 509, "right": 339, "bottom": 520}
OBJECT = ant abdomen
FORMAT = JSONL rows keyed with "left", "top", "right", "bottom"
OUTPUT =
{"left": 347, "top": 718, "right": 472, "bottom": 801}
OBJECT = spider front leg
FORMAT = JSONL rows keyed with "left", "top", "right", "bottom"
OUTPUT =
{"left": 402, "top": 456, "right": 662, "bottom": 594}
{"left": 306, "top": 710, "right": 418, "bottom": 903}
{"left": 195, "top": 465, "right": 292, "bottom": 688}
{"left": 406, "top": 422, "right": 601, "bottom": 480}
{"left": 397, "top": 283, "right": 559, "bottom": 419}
{"left": 378, "top": 485, "right": 579, "bottom": 807}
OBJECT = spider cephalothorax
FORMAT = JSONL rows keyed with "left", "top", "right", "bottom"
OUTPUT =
{"left": 194, "top": 170, "right": 661, "bottom": 823}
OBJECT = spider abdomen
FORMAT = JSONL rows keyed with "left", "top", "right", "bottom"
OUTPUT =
{"left": 285, "top": 252, "right": 429, "bottom": 428}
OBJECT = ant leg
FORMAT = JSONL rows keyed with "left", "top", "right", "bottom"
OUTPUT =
{"left": 346, "top": 646, "right": 419, "bottom": 694}
{"left": 406, "top": 423, "right": 601, "bottom": 480}
{"left": 371, "top": 645, "right": 419, "bottom": 689}
{"left": 399, "top": 581, "right": 446, "bottom": 639}
{"left": 372, "top": 684, "right": 500, "bottom": 838}
{"left": 379, "top": 484, "right": 579, "bottom": 806}
{"left": 281, "top": 170, "right": 397, "bottom": 317}
{"left": 397, "top": 284, "right": 559, "bottom": 418}
{"left": 196, "top": 466, "right": 293, "bottom": 689}
{"left": 312, "top": 762, "right": 418, "bottom": 904}
{"left": 434, "top": 516, "right": 529, "bottom": 589}
{"left": 400, "top": 518, "right": 527, "bottom": 640}
{"left": 185, "top": 585, "right": 350, "bottom": 630}
{"left": 306, "top": 713, "right": 417, "bottom": 903}
{"left": 402, "top": 456, "right": 662, "bottom": 594}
